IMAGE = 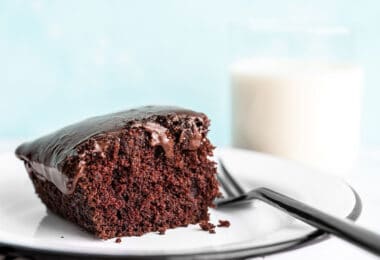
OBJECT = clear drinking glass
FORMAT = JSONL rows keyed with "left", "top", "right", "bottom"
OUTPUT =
{"left": 230, "top": 23, "right": 364, "bottom": 176}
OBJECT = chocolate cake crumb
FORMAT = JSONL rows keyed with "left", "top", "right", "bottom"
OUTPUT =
{"left": 15, "top": 106, "right": 220, "bottom": 239}
{"left": 217, "top": 220, "right": 230, "bottom": 228}
{"left": 115, "top": 237, "right": 122, "bottom": 243}
{"left": 60, "top": 235, "right": 64, "bottom": 238}
{"left": 158, "top": 228, "right": 166, "bottom": 235}
{"left": 199, "top": 221, "right": 216, "bottom": 234}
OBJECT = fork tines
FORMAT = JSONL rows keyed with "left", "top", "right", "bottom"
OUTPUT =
{"left": 217, "top": 158, "right": 245, "bottom": 197}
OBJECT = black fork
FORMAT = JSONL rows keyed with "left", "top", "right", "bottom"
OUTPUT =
{"left": 216, "top": 159, "right": 380, "bottom": 256}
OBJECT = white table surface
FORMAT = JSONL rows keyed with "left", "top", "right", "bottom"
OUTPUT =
{"left": 1, "top": 141, "right": 379, "bottom": 259}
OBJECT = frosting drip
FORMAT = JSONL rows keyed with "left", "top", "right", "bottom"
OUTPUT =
{"left": 21, "top": 134, "right": 120, "bottom": 195}
{"left": 23, "top": 160, "right": 83, "bottom": 195}
{"left": 133, "top": 122, "right": 174, "bottom": 158}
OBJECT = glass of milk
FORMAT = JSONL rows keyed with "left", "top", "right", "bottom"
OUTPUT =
{"left": 230, "top": 25, "right": 363, "bottom": 176}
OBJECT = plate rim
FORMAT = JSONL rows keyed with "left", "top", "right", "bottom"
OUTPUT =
{"left": 0, "top": 149, "right": 363, "bottom": 259}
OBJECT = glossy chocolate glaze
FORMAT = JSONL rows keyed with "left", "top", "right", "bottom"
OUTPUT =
{"left": 15, "top": 106, "right": 206, "bottom": 194}
{"left": 132, "top": 122, "right": 174, "bottom": 158}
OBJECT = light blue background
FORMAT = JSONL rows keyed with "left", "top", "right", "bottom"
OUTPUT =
{"left": 1, "top": 0, "right": 379, "bottom": 146}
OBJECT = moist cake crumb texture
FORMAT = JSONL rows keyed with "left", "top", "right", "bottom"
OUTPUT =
{"left": 217, "top": 220, "right": 231, "bottom": 228}
{"left": 158, "top": 227, "right": 166, "bottom": 235}
{"left": 15, "top": 106, "right": 220, "bottom": 239}
{"left": 199, "top": 220, "right": 216, "bottom": 234}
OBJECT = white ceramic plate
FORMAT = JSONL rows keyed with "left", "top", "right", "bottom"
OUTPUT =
{"left": 0, "top": 148, "right": 361, "bottom": 259}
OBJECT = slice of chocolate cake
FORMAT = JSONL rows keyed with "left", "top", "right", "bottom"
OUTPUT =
{"left": 15, "top": 106, "right": 219, "bottom": 239}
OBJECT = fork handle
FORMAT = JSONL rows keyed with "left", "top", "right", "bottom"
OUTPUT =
{"left": 252, "top": 187, "right": 380, "bottom": 256}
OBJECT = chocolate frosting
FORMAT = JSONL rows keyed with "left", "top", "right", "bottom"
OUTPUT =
{"left": 132, "top": 122, "right": 174, "bottom": 158}
{"left": 15, "top": 106, "right": 206, "bottom": 195}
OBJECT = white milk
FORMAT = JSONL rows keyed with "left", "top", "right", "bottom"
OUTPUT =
{"left": 231, "top": 59, "right": 363, "bottom": 175}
